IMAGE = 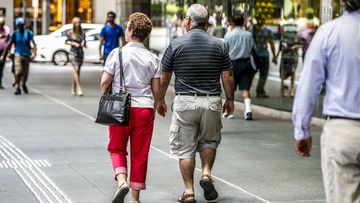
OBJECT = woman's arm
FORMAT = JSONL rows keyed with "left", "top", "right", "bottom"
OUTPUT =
{"left": 100, "top": 71, "right": 113, "bottom": 93}
{"left": 82, "top": 33, "right": 87, "bottom": 48}
{"left": 151, "top": 78, "right": 160, "bottom": 109}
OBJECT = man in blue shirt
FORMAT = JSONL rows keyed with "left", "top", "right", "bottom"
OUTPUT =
{"left": 292, "top": 0, "right": 360, "bottom": 201}
{"left": 253, "top": 18, "right": 277, "bottom": 98}
{"left": 224, "top": 14, "right": 255, "bottom": 120}
{"left": 0, "top": 17, "right": 36, "bottom": 95}
{"left": 99, "top": 11, "right": 125, "bottom": 65}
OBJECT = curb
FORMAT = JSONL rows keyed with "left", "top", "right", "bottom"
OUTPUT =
{"left": 231, "top": 99, "right": 326, "bottom": 127}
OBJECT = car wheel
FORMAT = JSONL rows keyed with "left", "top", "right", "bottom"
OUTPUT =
{"left": 53, "top": 50, "right": 68, "bottom": 66}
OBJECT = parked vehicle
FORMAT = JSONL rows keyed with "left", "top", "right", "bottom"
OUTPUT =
{"left": 34, "top": 24, "right": 103, "bottom": 65}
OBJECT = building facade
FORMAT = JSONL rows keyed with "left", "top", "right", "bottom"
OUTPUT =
{"left": 0, "top": 0, "right": 150, "bottom": 34}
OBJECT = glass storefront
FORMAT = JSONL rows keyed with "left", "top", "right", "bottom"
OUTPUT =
{"left": 14, "top": 0, "right": 93, "bottom": 33}
{"left": 149, "top": 0, "right": 344, "bottom": 117}
{"left": 14, "top": 0, "right": 43, "bottom": 34}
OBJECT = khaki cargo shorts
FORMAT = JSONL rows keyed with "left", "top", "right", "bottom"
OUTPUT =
{"left": 14, "top": 55, "right": 30, "bottom": 76}
{"left": 169, "top": 95, "right": 223, "bottom": 159}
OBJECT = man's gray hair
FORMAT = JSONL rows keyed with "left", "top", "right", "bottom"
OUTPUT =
{"left": 186, "top": 4, "right": 209, "bottom": 29}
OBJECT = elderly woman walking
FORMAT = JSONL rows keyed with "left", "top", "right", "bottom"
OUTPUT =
{"left": 100, "top": 12, "right": 160, "bottom": 203}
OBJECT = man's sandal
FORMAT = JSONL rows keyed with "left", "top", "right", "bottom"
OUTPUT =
{"left": 199, "top": 174, "right": 218, "bottom": 201}
{"left": 178, "top": 192, "right": 196, "bottom": 203}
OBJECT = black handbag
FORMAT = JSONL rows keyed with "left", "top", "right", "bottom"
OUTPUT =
{"left": 95, "top": 49, "right": 131, "bottom": 125}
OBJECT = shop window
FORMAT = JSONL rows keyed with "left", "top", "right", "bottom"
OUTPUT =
{"left": 14, "top": 0, "right": 42, "bottom": 34}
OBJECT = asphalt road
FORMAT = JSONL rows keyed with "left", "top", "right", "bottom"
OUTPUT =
{"left": 0, "top": 62, "right": 325, "bottom": 203}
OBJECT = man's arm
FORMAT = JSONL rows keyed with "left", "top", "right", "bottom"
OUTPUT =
{"left": 99, "top": 36, "right": 104, "bottom": 60}
{"left": 157, "top": 71, "right": 172, "bottom": 117}
{"left": 267, "top": 32, "right": 277, "bottom": 64}
{"left": 292, "top": 27, "right": 326, "bottom": 157}
{"left": 30, "top": 38, "right": 37, "bottom": 60}
{"left": 221, "top": 69, "right": 235, "bottom": 117}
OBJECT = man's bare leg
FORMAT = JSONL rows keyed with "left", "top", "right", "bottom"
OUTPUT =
{"left": 179, "top": 158, "right": 195, "bottom": 194}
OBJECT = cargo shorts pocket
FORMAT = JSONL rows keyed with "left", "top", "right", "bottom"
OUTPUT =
{"left": 209, "top": 97, "right": 222, "bottom": 112}
{"left": 169, "top": 124, "right": 180, "bottom": 149}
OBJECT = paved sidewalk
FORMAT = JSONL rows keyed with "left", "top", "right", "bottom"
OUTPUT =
{"left": 0, "top": 63, "right": 325, "bottom": 202}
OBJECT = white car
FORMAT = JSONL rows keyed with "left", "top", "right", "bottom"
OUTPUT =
{"left": 34, "top": 24, "right": 103, "bottom": 65}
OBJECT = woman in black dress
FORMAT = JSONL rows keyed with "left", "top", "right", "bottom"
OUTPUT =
{"left": 65, "top": 17, "right": 86, "bottom": 96}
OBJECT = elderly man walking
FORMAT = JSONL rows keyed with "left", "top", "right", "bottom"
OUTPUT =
{"left": 157, "top": 4, "right": 234, "bottom": 203}
{"left": 292, "top": 0, "right": 360, "bottom": 202}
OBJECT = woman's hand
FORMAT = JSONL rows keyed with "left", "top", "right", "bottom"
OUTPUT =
{"left": 73, "top": 42, "right": 81, "bottom": 48}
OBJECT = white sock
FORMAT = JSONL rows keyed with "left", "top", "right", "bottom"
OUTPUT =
{"left": 244, "top": 98, "right": 252, "bottom": 113}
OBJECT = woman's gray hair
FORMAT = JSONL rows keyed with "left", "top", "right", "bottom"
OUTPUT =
{"left": 186, "top": 4, "right": 209, "bottom": 29}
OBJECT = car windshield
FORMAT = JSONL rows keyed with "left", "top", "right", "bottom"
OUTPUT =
{"left": 49, "top": 27, "right": 99, "bottom": 37}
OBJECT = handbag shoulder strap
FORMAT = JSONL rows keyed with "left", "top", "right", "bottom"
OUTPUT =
{"left": 118, "top": 48, "right": 126, "bottom": 93}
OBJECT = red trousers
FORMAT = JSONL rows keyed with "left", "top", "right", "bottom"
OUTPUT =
{"left": 107, "top": 107, "right": 154, "bottom": 190}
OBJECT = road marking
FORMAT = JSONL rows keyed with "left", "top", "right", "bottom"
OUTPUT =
{"left": 0, "top": 135, "right": 72, "bottom": 203}
{"left": 44, "top": 160, "right": 52, "bottom": 167}
{"left": 0, "top": 159, "right": 51, "bottom": 169}
{"left": 0, "top": 144, "right": 48, "bottom": 203}
{"left": 150, "top": 145, "right": 270, "bottom": 202}
{"left": 34, "top": 160, "right": 42, "bottom": 167}
{"left": 31, "top": 88, "right": 96, "bottom": 121}
{"left": 272, "top": 200, "right": 325, "bottom": 203}
{"left": 31, "top": 87, "right": 270, "bottom": 203}
{"left": 2, "top": 160, "right": 8, "bottom": 168}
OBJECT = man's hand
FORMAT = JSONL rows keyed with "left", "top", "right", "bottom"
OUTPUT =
{"left": 294, "top": 137, "right": 312, "bottom": 157}
{"left": 222, "top": 99, "right": 234, "bottom": 118}
{"left": 156, "top": 99, "right": 167, "bottom": 117}
{"left": 272, "top": 57, "right": 278, "bottom": 65}
{"left": 0, "top": 55, "right": 4, "bottom": 63}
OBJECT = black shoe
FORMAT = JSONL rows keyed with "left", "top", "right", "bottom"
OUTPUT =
{"left": 199, "top": 175, "right": 218, "bottom": 201}
{"left": 256, "top": 93, "right": 270, "bottom": 98}
{"left": 22, "top": 85, "right": 28, "bottom": 94}
{"left": 14, "top": 88, "right": 21, "bottom": 95}
{"left": 0, "top": 85, "right": 4, "bottom": 89}
{"left": 112, "top": 183, "right": 129, "bottom": 203}
{"left": 244, "top": 112, "right": 253, "bottom": 120}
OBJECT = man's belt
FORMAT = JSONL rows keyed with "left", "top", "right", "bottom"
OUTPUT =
{"left": 327, "top": 116, "right": 360, "bottom": 121}
{"left": 176, "top": 93, "right": 221, "bottom": 97}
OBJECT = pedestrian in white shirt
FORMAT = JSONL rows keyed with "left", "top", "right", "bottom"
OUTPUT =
{"left": 100, "top": 12, "right": 160, "bottom": 203}
{"left": 292, "top": 1, "right": 360, "bottom": 202}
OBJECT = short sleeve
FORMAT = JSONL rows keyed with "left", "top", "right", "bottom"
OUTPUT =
{"left": 161, "top": 45, "right": 174, "bottom": 72}
{"left": 153, "top": 57, "right": 161, "bottom": 78}
{"left": 118, "top": 25, "right": 124, "bottom": 37}
{"left": 103, "top": 48, "right": 118, "bottom": 75}
{"left": 10, "top": 32, "right": 16, "bottom": 43}
{"left": 99, "top": 26, "right": 106, "bottom": 37}
{"left": 65, "top": 31, "right": 71, "bottom": 42}
{"left": 29, "top": 31, "right": 34, "bottom": 41}
{"left": 267, "top": 28, "right": 274, "bottom": 40}
{"left": 220, "top": 43, "right": 232, "bottom": 71}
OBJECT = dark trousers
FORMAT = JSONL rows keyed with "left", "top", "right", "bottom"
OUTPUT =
{"left": 0, "top": 50, "right": 5, "bottom": 86}
{"left": 256, "top": 56, "right": 269, "bottom": 94}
